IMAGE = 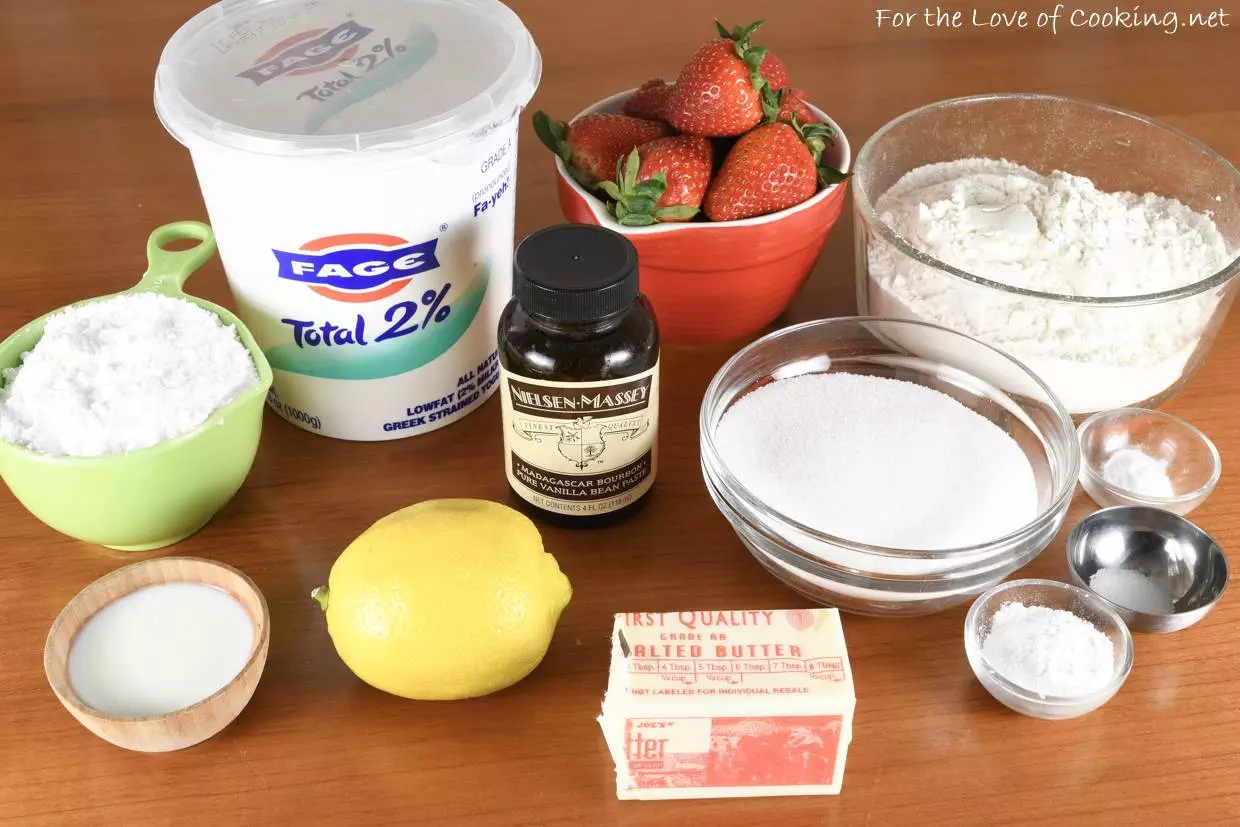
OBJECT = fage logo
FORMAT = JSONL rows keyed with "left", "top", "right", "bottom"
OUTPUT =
{"left": 236, "top": 21, "right": 373, "bottom": 85}
{"left": 272, "top": 233, "right": 440, "bottom": 303}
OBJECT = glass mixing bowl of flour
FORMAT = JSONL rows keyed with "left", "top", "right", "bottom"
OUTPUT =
{"left": 852, "top": 94, "right": 1240, "bottom": 417}
{"left": 699, "top": 318, "right": 1079, "bottom": 618}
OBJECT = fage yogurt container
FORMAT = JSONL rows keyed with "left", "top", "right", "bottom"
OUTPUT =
{"left": 155, "top": 0, "right": 541, "bottom": 440}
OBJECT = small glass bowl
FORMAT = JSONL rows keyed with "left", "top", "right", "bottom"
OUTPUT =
{"left": 964, "top": 579, "right": 1134, "bottom": 720}
{"left": 1077, "top": 408, "right": 1221, "bottom": 515}
{"left": 699, "top": 317, "right": 1080, "bottom": 617}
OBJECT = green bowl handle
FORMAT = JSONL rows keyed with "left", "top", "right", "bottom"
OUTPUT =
{"left": 136, "top": 221, "right": 218, "bottom": 296}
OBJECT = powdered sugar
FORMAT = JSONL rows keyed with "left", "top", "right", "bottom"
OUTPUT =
{"left": 0, "top": 294, "right": 259, "bottom": 457}
{"left": 981, "top": 602, "right": 1115, "bottom": 697}
{"left": 867, "top": 158, "right": 1232, "bottom": 414}
{"left": 714, "top": 372, "right": 1038, "bottom": 551}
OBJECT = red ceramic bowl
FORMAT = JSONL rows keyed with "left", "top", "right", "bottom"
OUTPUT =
{"left": 553, "top": 89, "right": 852, "bottom": 346}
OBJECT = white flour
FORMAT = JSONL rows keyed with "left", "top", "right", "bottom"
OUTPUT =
{"left": 868, "top": 158, "right": 1232, "bottom": 414}
{"left": 0, "top": 294, "right": 259, "bottom": 457}
{"left": 714, "top": 372, "right": 1038, "bottom": 552}
{"left": 981, "top": 602, "right": 1115, "bottom": 697}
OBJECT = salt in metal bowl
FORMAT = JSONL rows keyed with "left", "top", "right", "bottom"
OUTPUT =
{"left": 1067, "top": 506, "right": 1228, "bottom": 634}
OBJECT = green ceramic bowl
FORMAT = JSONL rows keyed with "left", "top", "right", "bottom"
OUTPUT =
{"left": 0, "top": 221, "right": 273, "bottom": 550}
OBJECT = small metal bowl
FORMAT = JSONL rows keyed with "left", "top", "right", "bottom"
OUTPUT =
{"left": 1077, "top": 408, "right": 1221, "bottom": 516}
{"left": 1067, "top": 506, "right": 1228, "bottom": 634}
{"left": 965, "top": 578, "right": 1133, "bottom": 720}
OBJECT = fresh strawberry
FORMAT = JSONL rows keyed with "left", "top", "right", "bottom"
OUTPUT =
{"left": 598, "top": 136, "right": 713, "bottom": 225}
{"left": 622, "top": 79, "right": 673, "bottom": 121}
{"left": 762, "top": 86, "right": 818, "bottom": 125}
{"left": 758, "top": 51, "right": 789, "bottom": 90}
{"left": 665, "top": 20, "right": 784, "bottom": 137}
{"left": 719, "top": 20, "right": 789, "bottom": 89}
{"left": 703, "top": 121, "right": 849, "bottom": 221}
{"left": 532, "top": 111, "right": 671, "bottom": 187}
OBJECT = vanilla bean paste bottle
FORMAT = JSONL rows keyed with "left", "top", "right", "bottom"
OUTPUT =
{"left": 498, "top": 224, "right": 660, "bottom": 527}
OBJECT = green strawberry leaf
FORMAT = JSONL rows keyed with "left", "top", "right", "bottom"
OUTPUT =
{"left": 720, "top": 20, "right": 765, "bottom": 45}
{"left": 801, "top": 122, "right": 837, "bottom": 143}
{"left": 622, "top": 148, "right": 641, "bottom": 192}
{"left": 625, "top": 195, "right": 658, "bottom": 214}
{"left": 719, "top": 19, "right": 765, "bottom": 60}
{"left": 634, "top": 178, "right": 666, "bottom": 199}
{"left": 744, "top": 46, "right": 767, "bottom": 74}
{"left": 619, "top": 213, "right": 658, "bottom": 227}
{"left": 788, "top": 117, "right": 837, "bottom": 166}
{"left": 817, "top": 165, "right": 852, "bottom": 188}
{"left": 601, "top": 149, "right": 703, "bottom": 225}
{"left": 654, "top": 205, "right": 699, "bottom": 220}
{"left": 739, "top": 20, "right": 765, "bottom": 42}
{"left": 760, "top": 85, "right": 782, "bottom": 123}
{"left": 532, "top": 111, "right": 570, "bottom": 162}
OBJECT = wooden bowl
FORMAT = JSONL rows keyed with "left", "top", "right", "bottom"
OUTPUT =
{"left": 43, "top": 556, "right": 270, "bottom": 753}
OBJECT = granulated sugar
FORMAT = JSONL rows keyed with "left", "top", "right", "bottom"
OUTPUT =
{"left": 1089, "top": 567, "right": 1174, "bottom": 614}
{"left": 0, "top": 294, "right": 259, "bottom": 457}
{"left": 713, "top": 372, "right": 1038, "bottom": 550}
{"left": 981, "top": 602, "right": 1115, "bottom": 697}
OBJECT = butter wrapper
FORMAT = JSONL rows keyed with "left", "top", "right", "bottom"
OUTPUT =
{"left": 597, "top": 609, "right": 856, "bottom": 800}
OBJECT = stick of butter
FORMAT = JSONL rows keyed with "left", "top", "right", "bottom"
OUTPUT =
{"left": 597, "top": 608, "right": 856, "bottom": 800}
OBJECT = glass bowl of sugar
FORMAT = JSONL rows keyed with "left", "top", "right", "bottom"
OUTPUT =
{"left": 852, "top": 93, "right": 1240, "bottom": 418}
{"left": 700, "top": 317, "right": 1080, "bottom": 617}
{"left": 964, "top": 578, "right": 1134, "bottom": 720}
{"left": 1076, "top": 407, "right": 1221, "bottom": 516}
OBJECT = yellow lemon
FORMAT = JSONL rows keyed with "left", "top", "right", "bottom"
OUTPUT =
{"left": 311, "top": 499, "right": 571, "bottom": 701}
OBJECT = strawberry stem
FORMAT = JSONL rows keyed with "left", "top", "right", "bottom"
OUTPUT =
{"left": 599, "top": 148, "right": 700, "bottom": 226}
{"left": 760, "top": 86, "right": 783, "bottom": 124}
{"left": 715, "top": 20, "right": 771, "bottom": 97}
{"left": 817, "top": 165, "right": 851, "bottom": 188}
{"left": 785, "top": 116, "right": 851, "bottom": 189}
{"left": 532, "top": 111, "right": 571, "bottom": 163}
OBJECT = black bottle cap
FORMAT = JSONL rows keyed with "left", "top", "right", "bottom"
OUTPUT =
{"left": 513, "top": 224, "right": 639, "bottom": 324}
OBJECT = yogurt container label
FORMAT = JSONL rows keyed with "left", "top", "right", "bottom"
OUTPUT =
{"left": 155, "top": 0, "right": 541, "bottom": 440}
{"left": 235, "top": 21, "right": 375, "bottom": 86}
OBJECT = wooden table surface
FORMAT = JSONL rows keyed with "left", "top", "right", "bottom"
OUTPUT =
{"left": 2, "top": 1, "right": 1237, "bottom": 824}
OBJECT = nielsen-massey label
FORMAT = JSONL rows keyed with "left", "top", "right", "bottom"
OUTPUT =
{"left": 500, "top": 362, "right": 659, "bottom": 515}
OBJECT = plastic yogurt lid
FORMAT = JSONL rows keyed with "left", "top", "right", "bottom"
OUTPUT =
{"left": 154, "top": 0, "right": 541, "bottom": 155}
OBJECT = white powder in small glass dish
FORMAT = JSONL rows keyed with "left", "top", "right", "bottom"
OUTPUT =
{"left": 1100, "top": 448, "right": 1175, "bottom": 499}
{"left": 981, "top": 602, "right": 1115, "bottom": 697}
{"left": 0, "top": 293, "right": 259, "bottom": 457}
